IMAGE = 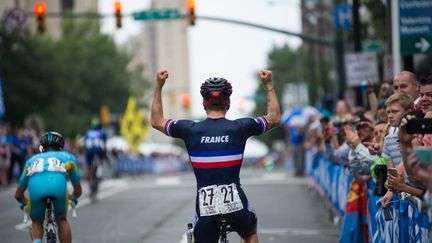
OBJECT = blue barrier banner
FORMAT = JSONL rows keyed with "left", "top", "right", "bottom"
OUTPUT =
{"left": 305, "top": 149, "right": 430, "bottom": 243}
{"left": 0, "top": 70, "right": 5, "bottom": 119}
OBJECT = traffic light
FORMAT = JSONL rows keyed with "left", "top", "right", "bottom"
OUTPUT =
{"left": 114, "top": 1, "right": 122, "bottom": 28}
{"left": 180, "top": 93, "right": 191, "bottom": 109}
{"left": 186, "top": 0, "right": 196, "bottom": 26}
{"left": 34, "top": 2, "right": 46, "bottom": 33}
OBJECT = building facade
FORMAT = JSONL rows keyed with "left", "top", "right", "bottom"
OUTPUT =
{"left": 127, "top": 0, "right": 191, "bottom": 143}
{"left": 1, "top": 0, "right": 98, "bottom": 39}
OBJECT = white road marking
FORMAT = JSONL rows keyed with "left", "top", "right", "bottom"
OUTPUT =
{"left": 261, "top": 173, "right": 286, "bottom": 181}
{"left": 155, "top": 176, "right": 181, "bottom": 185}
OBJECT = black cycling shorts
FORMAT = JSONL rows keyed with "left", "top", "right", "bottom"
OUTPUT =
{"left": 193, "top": 208, "right": 257, "bottom": 243}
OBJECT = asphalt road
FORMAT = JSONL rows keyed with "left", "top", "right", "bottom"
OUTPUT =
{"left": 1, "top": 168, "right": 339, "bottom": 243}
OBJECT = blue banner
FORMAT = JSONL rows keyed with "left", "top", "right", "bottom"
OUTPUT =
{"left": 305, "top": 149, "right": 430, "bottom": 242}
{"left": 0, "top": 70, "right": 5, "bottom": 119}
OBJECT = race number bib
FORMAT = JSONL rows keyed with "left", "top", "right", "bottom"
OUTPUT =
{"left": 47, "top": 158, "right": 66, "bottom": 173}
{"left": 198, "top": 183, "right": 243, "bottom": 217}
{"left": 26, "top": 157, "right": 66, "bottom": 176}
{"left": 27, "top": 158, "right": 44, "bottom": 176}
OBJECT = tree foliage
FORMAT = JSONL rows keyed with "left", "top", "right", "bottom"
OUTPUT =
{"left": 252, "top": 44, "right": 331, "bottom": 147}
{"left": 0, "top": 18, "right": 141, "bottom": 136}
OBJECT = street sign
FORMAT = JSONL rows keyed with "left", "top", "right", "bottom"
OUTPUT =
{"left": 344, "top": 52, "right": 379, "bottom": 87}
{"left": 133, "top": 9, "right": 181, "bottom": 21}
{"left": 334, "top": 4, "right": 352, "bottom": 29}
{"left": 362, "top": 41, "right": 381, "bottom": 52}
{"left": 400, "top": 0, "right": 432, "bottom": 55}
{"left": 3, "top": 8, "right": 27, "bottom": 32}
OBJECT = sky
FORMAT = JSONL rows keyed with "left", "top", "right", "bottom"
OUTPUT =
{"left": 99, "top": 0, "right": 301, "bottom": 118}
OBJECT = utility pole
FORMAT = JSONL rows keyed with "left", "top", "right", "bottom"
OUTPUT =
{"left": 333, "top": 0, "right": 346, "bottom": 98}
{"left": 391, "top": 0, "right": 402, "bottom": 75}
{"left": 352, "top": 0, "right": 361, "bottom": 52}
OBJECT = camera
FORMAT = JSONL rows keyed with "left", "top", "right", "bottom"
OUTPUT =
{"left": 374, "top": 164, "right": 388, "bottom": 196}
{"left": 406, "top": 118, "right": 432, "bottom": 134}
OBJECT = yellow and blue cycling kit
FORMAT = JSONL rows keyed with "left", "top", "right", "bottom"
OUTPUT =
{"left": 18, "top": 151, "right": 80, "bottom": 220}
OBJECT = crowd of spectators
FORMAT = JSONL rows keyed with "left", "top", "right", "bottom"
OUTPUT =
{"left": 285, "top": 70, "right": 432, "bottom": 240}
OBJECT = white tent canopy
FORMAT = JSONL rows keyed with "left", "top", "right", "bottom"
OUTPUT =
{"left": 138, "top": 142, "right": 185, "bottom": 156}
{"left": 106, "top": 136, "right": 129, "bottom": 151}
{"left": 244, "top": 138, "right": 269, "bottom": 159}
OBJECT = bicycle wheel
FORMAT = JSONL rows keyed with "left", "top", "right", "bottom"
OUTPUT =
{"left": 45, "top": 230, "right": 57, "bottom": 243}
{"left": 89, "top": 158, "right": 100, "bottom": 203}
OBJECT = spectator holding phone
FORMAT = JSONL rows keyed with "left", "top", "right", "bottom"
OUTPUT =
{"left": 344, "top": 118, "right": 378, "bottom": 180}
{"left": 380, "top": 93, "right": 414, "bottom": 207}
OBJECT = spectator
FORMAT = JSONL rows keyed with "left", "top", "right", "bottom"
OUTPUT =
{"left": 333, "top": 100, "right": 353, "bottom": 125}
{"left": 392, "top": 71, "right": 420, "bottom": 107}
{"left": 418, "top": 74, "right": 432, "bottom": 114}
{"left": 344, "top": 119, "right": 378, "bottom": 180}
{"left": 0, "top": 124, "right": 10, "bottom": 188}
{"left": 9, "top": 128, "right": 30, "bottom": 182}
{"left": 380, "top": 93, "right": 415, "bottom": 207}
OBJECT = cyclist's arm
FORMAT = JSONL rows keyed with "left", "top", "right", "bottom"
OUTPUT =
{"left": 260, "top": 70, "right": 281, "bottom": 129}
{"left": 72, "top": 184, "right": 82, "bottom": 199}
{"left": 15, "top": 165, "right": 28, "bottom": 204}
{"left": 15, "top": 187, "right": 27, "bottom": 204}
{"left": 65, "top": 158, "right": 82, "bottom": 199}
{"left": 151, "top": 70, "right": 170, "bottom": 134}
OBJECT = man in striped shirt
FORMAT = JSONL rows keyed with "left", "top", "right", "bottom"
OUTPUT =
{"left": 151, "top": 70, "right": 280, "bottom": 243}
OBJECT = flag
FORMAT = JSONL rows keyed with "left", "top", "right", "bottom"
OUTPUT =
{"left": 339, "top": 179, "right": 369, "bottom": 243}
{"left": 120, "top": 96, "right": 150, "bottom": 153}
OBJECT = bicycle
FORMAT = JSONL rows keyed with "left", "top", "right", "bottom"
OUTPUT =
{"left": 23, "top": 197, "right": 77, "bottom": 243}
{"left": 186, "top": 218, "right": 237, "bottom": 243}
{"left": 89, "top": 156, "right": 103, "bottom": 203}
{"left": 218, "top": 218, "right": 233, "bottom": 243}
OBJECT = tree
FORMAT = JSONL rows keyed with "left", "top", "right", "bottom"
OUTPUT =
{"left": 251, "top": 44, "right": 331, "bottom": 148}
{"left": 0, "top": 17, "right": 144, "bottom": 136}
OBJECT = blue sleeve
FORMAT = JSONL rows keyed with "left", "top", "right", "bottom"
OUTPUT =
{"left": 165, "top": 119, "right": 194, "bottom": 139}
{"left": 235, "top": 117, "right": 268, "bottom": 138}
{"left": 64, "top": 153, "right": 81, "bottom": 184}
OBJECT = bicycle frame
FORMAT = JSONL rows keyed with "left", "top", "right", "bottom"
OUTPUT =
{"left": 22, "top": 197, "right": 77, "bottom": 243}
{"left": 89, "top": 156, "right": 103, "bottom": 203}
{"left": 186, "top": 218, "right": 236, "bottom": 243}
{"left": 44, "top": 198, "right": 58, "bottom": 243}
{"left": 218, "top": 218, "right": 231, "bottom": 243}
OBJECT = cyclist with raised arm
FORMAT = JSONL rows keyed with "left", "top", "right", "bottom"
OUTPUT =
{"left": 15, "top": 131, "right": 82, "bottom": 243}
{"left": 151, "top": 70, "right": 280, "bottom": 243}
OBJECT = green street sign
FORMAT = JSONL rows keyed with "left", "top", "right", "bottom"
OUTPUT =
{"left": 399, "top": 1, "right": 432, "bottom": 55}
{"left": 133, "top": 9, "right": 181, "bottom": 21}
{"left": 401, "top": 36, "right": 432, "bottom": 55}
{"left": 362, "top": 41, "right": 381, "bottom": 52}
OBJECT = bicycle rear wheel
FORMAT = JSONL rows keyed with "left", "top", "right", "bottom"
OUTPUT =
{"left": 89, "top": 157, "right": 101, "bottom": 203}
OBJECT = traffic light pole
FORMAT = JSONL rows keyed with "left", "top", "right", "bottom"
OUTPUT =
{"left": 198, "top": 15, "right": 334, "bottom": 46}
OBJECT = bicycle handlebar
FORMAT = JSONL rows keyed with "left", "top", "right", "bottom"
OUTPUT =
{"left": 23, "top": 206, "right": 29, "bottom": 224}
{"left": 69, "top": 200, "right": 78, "bottom": 218}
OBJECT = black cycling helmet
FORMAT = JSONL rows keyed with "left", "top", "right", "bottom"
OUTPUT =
{"left": 40, "top": 131, "right": 65, "bottom": 152}
{"left": 200, "top": 77, "right": 232, "bottom": 110}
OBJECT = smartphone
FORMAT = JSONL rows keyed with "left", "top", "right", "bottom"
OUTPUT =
{"left": 383, "top": 207, "right": 392, "bottom": 221}
{"left": 406, "top": 118, "right": 432, "bottom": 134}
{"left": 413, "top": 147, "right": 432, "bottom": 166}
{"left": 387, "top": 168, "right": 398, "bottom": 177}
